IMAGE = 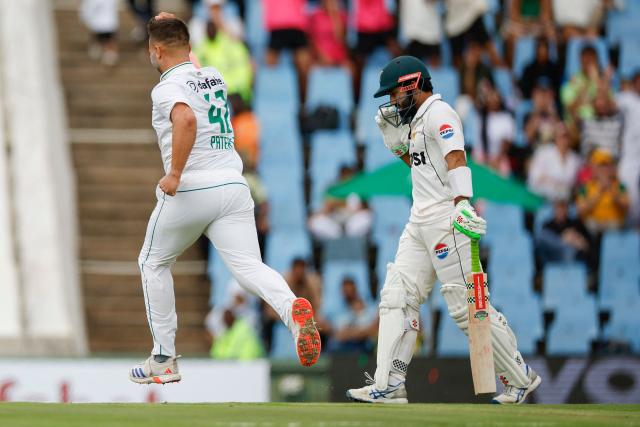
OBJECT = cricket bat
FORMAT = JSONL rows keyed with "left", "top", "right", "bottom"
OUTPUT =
{"left": 467, "top": 238, "right": 496, "bottom": 395}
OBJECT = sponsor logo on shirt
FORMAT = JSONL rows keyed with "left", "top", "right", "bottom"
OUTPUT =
{"left": 186, "top": 77, "right": 224, "bottom": 93}
{"left": 434, "top": 242, "right": 449, "bottom": 259}
{"left": 439, "top": 124, "right": 454, "bottom": 140}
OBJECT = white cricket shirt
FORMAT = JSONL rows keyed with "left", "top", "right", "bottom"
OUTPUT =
{"left": 407, "top": 94, "right": 466, "bottom": 224}
{"left": 151, "top": 62, "right": 243, "bottom": 189}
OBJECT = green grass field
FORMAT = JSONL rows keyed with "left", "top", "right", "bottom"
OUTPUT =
{"left": 1, "top": 403, "right": 639, "bottom": 427}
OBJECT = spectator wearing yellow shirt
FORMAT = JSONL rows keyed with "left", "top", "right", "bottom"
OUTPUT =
{"left": 194, "top": 0, "right": 253, "bottom": 103}
{"left": 576, "top": 149, "right": 630, "bottom": 234}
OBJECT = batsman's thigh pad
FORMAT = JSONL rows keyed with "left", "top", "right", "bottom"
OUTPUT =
{"left": 375, "top": 266, "right": 420, "bottom": 390}
{"left": 440, "top": 283, "right": 469, "bottom": 333}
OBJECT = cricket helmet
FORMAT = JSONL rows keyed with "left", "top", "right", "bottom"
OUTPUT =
{"left": 375, "top": 56, "right": 432, "bottom": 127}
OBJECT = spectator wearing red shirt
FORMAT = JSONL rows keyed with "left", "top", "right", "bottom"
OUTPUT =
{"left": 264, "top": 0, "right": 312, "bottom": 104}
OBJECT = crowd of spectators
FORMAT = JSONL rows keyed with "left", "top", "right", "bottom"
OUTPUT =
{"left": 81, "top": 0, "right": 640, "bottom": 357}
{"left": 202, "top": 0, "right": 639, "bottom": 358}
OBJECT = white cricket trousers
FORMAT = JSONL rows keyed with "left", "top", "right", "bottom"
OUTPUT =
{"left": 139, "top": 180, "right": 295, "bottom": 357}
{"left": 387, "top": 215, "right": 531, "bottom": 388}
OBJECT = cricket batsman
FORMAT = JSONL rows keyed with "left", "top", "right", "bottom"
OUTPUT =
{"left": 129, "top": 15, "right": 320, "bottom": 384}
{"left": 346, "top": 56, "right": 542, "bottom": 404}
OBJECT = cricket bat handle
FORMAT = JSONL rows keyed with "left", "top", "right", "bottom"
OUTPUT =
{"left": 471, "top": 238, "right": 481, "bottom": 273}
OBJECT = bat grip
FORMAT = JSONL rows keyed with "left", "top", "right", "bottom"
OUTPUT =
{"left": 471, "top": 238, "right": 481, "bottom": 273}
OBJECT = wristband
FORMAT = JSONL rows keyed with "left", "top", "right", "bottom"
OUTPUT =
{"left": 447, "top": 166, "right": 473, "bottom": 198}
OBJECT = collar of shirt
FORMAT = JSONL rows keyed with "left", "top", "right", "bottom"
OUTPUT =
{"left": 160, "top": 61, "right": 195, "bottom": 81}
{"left": 411, "top": 93, "right": 442, "bottom": 128}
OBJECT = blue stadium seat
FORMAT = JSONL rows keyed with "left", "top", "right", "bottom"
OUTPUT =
{"left": 364, "top": 134, "right": 396, "bottom": 171}
{"left": 419, "top": 303, "right": 434, "bottom": 356}
{"left": 564, "top": 38, "right": 609, "bottom": 80}
{"left": 492, "top": 294, "right": 543, "bottom": 355}
{"left": 265, "top": 230, "right": 312, "bottom": 274}
{"left": 309, "top": 131, "right": 356, "bottom": 209}
{"left": 604, "top": 299, "right": 640, "bottom": 352}
{"left": 321, "top": 259, "right": 371, "bottom": 318}
{"left": 488, "top": 234, "right": 535, "bottom": 285}
{"left": 370, "top": 196, "right": 411, "bottom": 246}
{"left": 261, "top": 169, "right": 306, "bottom": 231}
{"left": 512, "top": 36, "right": 536, "bottom": 79}
{"left": 258, "top": 112, "right": 303, "bottom": 173}
{"left": 533, "top": 203, "right": 554, "bottom": 239}
{"left": 375, "top": 240, "right": 399, "bottom": 294}
{"left": 208, "top": 249, "right": 233, "bottom": 306}
{"left": 437, "top": 312, "right": 469, "bottom": 356}
{"left": 306, "top": 67, "right": 354, "bottom": 126}
{"left": 356, "top": 65, "right": 382, "bottom": 143}
{"left": 599, "top": 231, "right": 640, "bottom": 309}
{"left": 543, "top": 263, "right": 589, "bottom": 311}
{"left": 481, "top": 202, "right": 525, "bottom": 246}
{"left": 493, "top": 68, "right": 514, "bottom": 102}
{"left": 514, "top": 100, "right": 533, "bottom": 146}
{"left": 254, "top": 64, "right": 298, "bottom": 114}
{"left": 270, "top": 322, "right": 297, "bottom": 360}
{"left": 620, "top": 37, "right": 640, "bottom": 79}
{"left": 606, "top": 8, "right": 640, "bottom": 46}
{"left": 245, "top": 0, "right": 267, "bottom": 60}
{"left": 512, "top": 37, "right": 558, "bottom": 79}
{"left": 546, "top": 298, "right": 598, "bottom": 356}
{"left": 430, "top": 67, "right": 460, "bottom": 105}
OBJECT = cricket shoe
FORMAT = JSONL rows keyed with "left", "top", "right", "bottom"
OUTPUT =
{"left": 346, "top": 372, "right": 408, "bottom": 404}
{"left": 291, "top": 297, "right": 321, "bottom": 367}
{"left": 492, "top": 365, "right": 542, "bottom": 404}
{"left": 129, "top": 355, "right": 182, "bottom": 385}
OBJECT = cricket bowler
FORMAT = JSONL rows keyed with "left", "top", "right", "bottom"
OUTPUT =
{"left": 129, "top": 15, "right": 320, "bottom": 384}
{"left": 346, "top": 56, "right": 542, "bottom": 404}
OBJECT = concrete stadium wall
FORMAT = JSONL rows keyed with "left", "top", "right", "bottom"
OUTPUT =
{"left": 0, "top": 0, "right": 86, "bottom": 355}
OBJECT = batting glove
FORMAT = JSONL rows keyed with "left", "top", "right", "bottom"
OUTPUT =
{"left": 453, "top": 200, "right": 487, "bottom": 240}
{"left": 375, "top": 107, "right": 410, "bottom": 157}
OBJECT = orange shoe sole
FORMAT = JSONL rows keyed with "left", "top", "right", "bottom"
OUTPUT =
{"left": 292, "top": 297, "right": 321, "bottom": 367}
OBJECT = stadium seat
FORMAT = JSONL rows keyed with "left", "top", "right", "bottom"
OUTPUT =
{"left": 306, "top": 67, "right": 354, "bottom": 126}
{"left": 564, "top": 38, "right": 609, "bottom": 80}
{"left": 430, "top": 67, "right": 460, "bottom": 105}
{"left": 514, "top": 100, "right": 533, "bottom": 146}
{"left": 364, "top": 134, "right": 396, "bottom": 171}
{"left": 437, "top": 312, "right": 469, "bottom": 356}
{"left": 532, "top": 203, "right": 554, "bottom": 239}
{"left": 606, "top": 8, "right": 640, "bottom": 46}
{"left": 599, "top": 231, "right": 640, "bottom": 309}
{"left": 208, "top": 249, "right": 233, "bottom": 306}
{"left": 419, "top": 303, "right": 434, "bottom": 356}
{"left": 493, "top": 68, "right": 514, "bottom": 102}
{"left": 488, "top": 233, "right": 535, "bottom": 285}
{"left": 546, "top": 298, "right": 598, "bottom": 356}
{"left": 543, "top": 263, "right": 589, "bottom": 311}
{"left": 270, "top": 322, "right": 297, "bottom": 360}
{"left": 265, "top": 230, "right": 312, "bottom": 274}
{"left": 261, "top": 168, "right": 306, "bottom": 231}
{"left": 321, "top": 259, "right": 371, "bottom": 318}
{"left": 356, "top": 65, "right": 383, "bottom": 143}
{"left": 620, "top": 37, "right": 640, "bottom": 79}
{"left": 309, "top": 131, "right": 356, "bottom": 209}
{"left": 245, "top": 0, "right": 267, "bottom": 60}
{"left": 492, "top": 293, "right": 543, "bottom": 355}
{"left": 258, "top": 111, "right": 303, "bottom": 174}
{"left": 512, "top": 37, "right": 558, "bottom": 79}
{"left": 254, "top": 64, "right": 298, "bottom": 114}
{"left": 603, "top": 298, "right": 640, "bottom": 352}
{"left": 370, "top": 196, "right": 411, "bottom": 246}
{"left": 480, "top": 202, "right": 525, "bottom": 246}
